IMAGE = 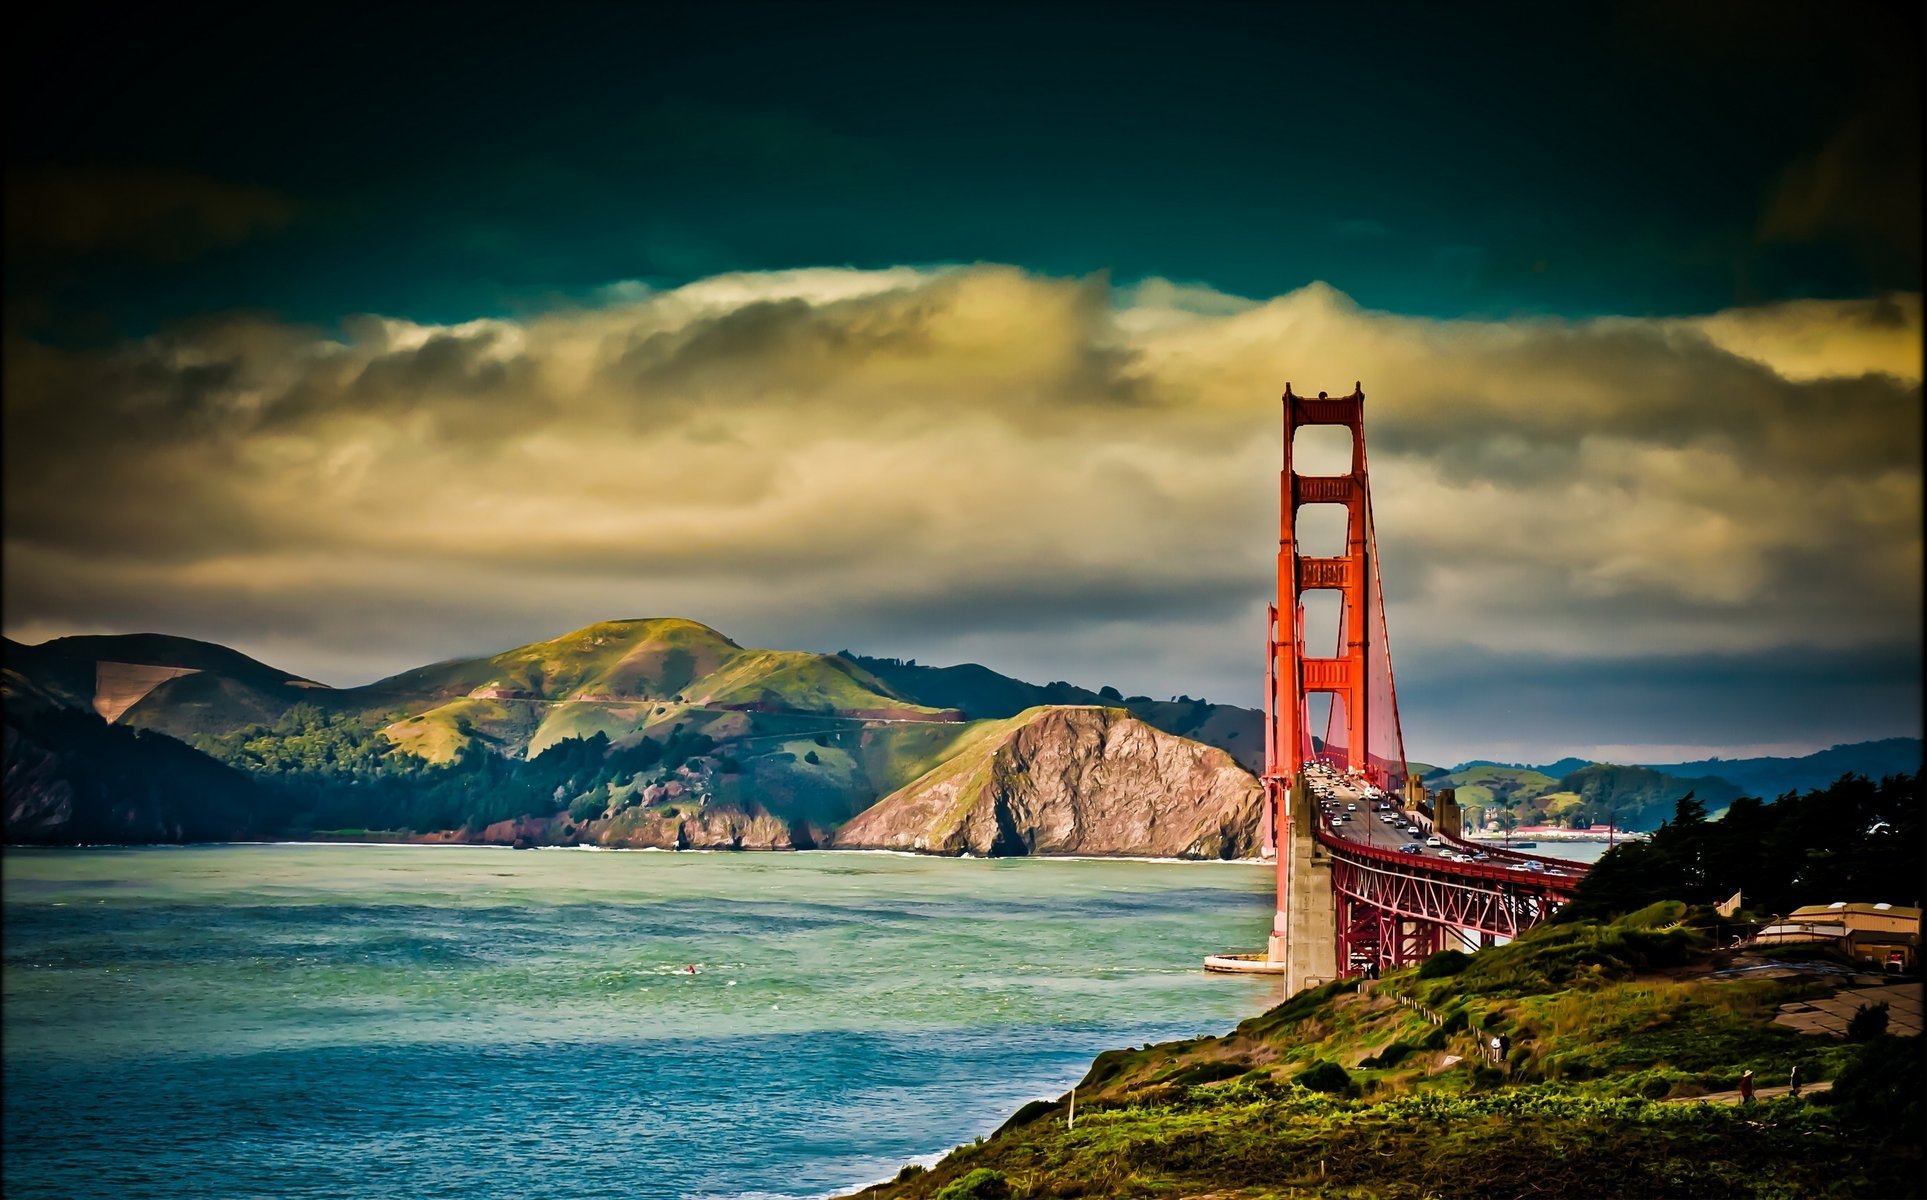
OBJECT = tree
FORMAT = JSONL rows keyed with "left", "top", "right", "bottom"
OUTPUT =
{"left": 568, "top": 784, "right": 610, "bottom": 823}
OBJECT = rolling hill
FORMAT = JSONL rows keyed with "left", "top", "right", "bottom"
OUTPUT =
{"left": 3, "top": 633, "right": 333, "bottom": 740}
{"left": 1641, "top": 738, "right": 1922, "bottom": 799}
{"left": 844, "top": 653, "right": 1264, "bottom": 772}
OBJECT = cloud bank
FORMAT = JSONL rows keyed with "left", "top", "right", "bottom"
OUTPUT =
{"left": 4, "top": 267, "right": 1919, "bottom": 761}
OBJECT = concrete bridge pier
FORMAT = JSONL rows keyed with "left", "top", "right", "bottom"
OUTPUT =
{"left": 1211, "top": 772, "right": 1338, "bottom": 986}
{"left": 1272, "top": 772, "right": 1338, "bottom": 993}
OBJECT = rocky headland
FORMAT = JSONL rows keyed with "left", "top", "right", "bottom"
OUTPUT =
{"left": 833, "top": 706, "right": 1263, "bottom": 859}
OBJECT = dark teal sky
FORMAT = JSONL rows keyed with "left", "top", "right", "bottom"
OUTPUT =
{"left": 7, "top": 0, "right": 1920, "bottom": 338}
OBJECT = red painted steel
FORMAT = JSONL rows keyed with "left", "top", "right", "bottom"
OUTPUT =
{"left": 1265, "top": 380, "right": 1586, "bottom": 976}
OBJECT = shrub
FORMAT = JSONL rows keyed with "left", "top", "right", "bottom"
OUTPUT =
{"left": 1296, "top": 1060, "right": 1356, "bottom": 1096}
{"left": 1419, "top": 949, "right": 1472, "bottom": 978}
{"left": 934, "top": 1168, "right": 1010, "bottom": 1199}
{"left": 1640, "top": 1076, "right": 1672, "bottom": 1100}
{"left": 1829, "top": 1034, "right": 1923, "bottom": 1131}
{"left": 1365, "top": 1042, "right": 1414, "bottom": 1069}
{"left": 804, "top": 750, "right": 821, "bottom": 764}
{"left": 1163, "top": 1059, "right": 1250, "bottom": 1088}
{"left": 1846, "top": 1001, "right": 1890, "bottom": 1043}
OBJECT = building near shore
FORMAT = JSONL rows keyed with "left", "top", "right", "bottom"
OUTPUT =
{"left": 1749, "top": 902, "right": 1921, "bottom": 971}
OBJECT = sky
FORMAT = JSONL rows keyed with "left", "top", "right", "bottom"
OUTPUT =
{"left": 4, "top": 1, "right": 1922, "bottom": 766}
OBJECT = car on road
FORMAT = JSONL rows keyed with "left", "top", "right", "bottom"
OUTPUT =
{"left": 1346, "top": 802, "right": 1358, "bottom": 811}
{"left": 1470, "top": 852, "right": 1491, "bottom": 862}
{"left": 1399, "top": 843, "right": 1423, "bottom": 854}
{"left": 1425, "top": 835, "right": 1443, "bottom": 847}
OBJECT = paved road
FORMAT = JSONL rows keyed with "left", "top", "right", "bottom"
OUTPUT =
{"left": 1307, "top": 765, "right": 1585, "bottom": 882}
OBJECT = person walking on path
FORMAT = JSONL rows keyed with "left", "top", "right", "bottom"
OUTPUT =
{"left": 1789, "top": 1064, "right": 1803, "bottom": 1098}
{"left": 1739, "top": 1070, "right": 1755, "bottom": 1104}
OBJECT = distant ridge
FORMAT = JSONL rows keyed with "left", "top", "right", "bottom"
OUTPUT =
{"left": 1639, "top": 737, "right": 1922, "bottom": 799}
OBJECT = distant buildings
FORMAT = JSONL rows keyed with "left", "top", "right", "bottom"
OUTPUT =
{"left": 1749, "top": 901, "right": 1921, "bottom": 972}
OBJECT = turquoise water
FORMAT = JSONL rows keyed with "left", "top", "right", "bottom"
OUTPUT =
{"left": 3, "top": 846, "right": 1280, "bottom": 1199}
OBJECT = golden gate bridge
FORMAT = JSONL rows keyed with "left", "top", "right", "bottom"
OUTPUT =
{"left": 1210, "top": 383, "right": 1584, "bottom": 989}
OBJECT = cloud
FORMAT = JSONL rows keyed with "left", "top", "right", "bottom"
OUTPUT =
{"left": 4, "top": 167, "right": 297, "bottom": 263}
{"left": 3, "top": 267, "right": 1920, "bottom": 759}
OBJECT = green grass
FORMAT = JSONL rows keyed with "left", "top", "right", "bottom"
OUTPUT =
{"left": 861, "top": 1085, "right": 1910, "bottom": 1200}
{"left": 852, "top": 906, "right": 1917, "bottom": 1199}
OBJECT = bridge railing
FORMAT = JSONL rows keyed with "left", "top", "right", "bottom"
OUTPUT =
{"left": 1310, "top": 822, "right": 1582, "bottom": 898}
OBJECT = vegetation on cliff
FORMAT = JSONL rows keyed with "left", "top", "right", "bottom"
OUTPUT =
{"left": 2, "top": 701, "right": 273, "bottom": 843}
{"left": 855, "top": 904, "right": 1923, "bottom": 1200}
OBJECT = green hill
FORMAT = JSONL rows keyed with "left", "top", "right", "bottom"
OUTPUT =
{"left": 1555, "top": 764, "right": 1746, "bottom": 832}
{"left": 858, "top": 904, "right": 1920, "bottom": 1199}
{"left": 1643, "top": 739, "right": 1923, "bottom": 800}
{"left": 360, "top": 619, "right": 952, "bottom": 765}
{"left": 844, "top": 653, "right": 1264, "bottom": 772}
{"left": 1434, "top": 765, "right": 1559, "bottom": 829}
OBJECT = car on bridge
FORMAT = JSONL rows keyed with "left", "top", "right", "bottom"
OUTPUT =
{"left": 1399, "top": 843, "right": 1423, "bottom": 854}
{"left": 1425, "top": 835, "right": 1443, "bottom": 847}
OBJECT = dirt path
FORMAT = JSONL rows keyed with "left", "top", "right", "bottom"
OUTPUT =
{"left": 1670, "top": 1079, "right": 1833, "bottom": 1105}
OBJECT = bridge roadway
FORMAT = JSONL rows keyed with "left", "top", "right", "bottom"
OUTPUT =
{"left": 1301, "top": 765, "right": 1586, "bottom": 959}
{"left": 1307, "top": 766, "right": 1586, "bottom": 887}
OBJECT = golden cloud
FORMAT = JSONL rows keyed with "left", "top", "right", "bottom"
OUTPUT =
{"left": 3, "top": 268, "right": 1920, "bottom": 697}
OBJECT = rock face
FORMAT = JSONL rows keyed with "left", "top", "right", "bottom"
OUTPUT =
{"left": 594, "top": 803, "right": 804, "bottom": 850}
{"left": 832, "top": 706, "right": 1263, "bottom": 858}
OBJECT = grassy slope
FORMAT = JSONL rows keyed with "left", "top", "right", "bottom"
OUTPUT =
{"left": 844, "top": 653, "right": 1265, "bottom": 774}
{"left": 840, "top": 709, "right": 1051, "bottom": 841}
{"left": 365, "top": 620, "right": 948, "bottom": 763}
{"left": 855, "top": 904, "right": 1916, "bottom": 1200}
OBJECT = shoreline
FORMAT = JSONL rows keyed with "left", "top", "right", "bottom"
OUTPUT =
{"left": 1, "top": 840, "right": 1275, "bottom": 866}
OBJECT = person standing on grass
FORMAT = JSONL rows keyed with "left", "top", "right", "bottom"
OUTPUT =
{"left": 1739, "top": 1070, "right": 1755, "bottom": 1103}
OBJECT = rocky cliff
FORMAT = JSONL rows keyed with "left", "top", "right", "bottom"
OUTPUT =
{"left": 832, "top": 706, "right": 1263, "bottom": 858}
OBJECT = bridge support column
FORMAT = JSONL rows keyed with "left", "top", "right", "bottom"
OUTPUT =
{"left": 1269, "top": 772, "right": 1338, "bottom": 992}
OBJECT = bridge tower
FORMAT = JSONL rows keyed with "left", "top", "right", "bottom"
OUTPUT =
{"left": 1265, "top": 383, "right": 1408, "bottom": 984}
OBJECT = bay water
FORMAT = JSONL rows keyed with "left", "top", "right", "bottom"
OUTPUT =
{"left": 3, "top": 845, "right": 1281, "bottom": 1200}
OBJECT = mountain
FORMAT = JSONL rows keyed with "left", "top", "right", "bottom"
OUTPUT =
{"left": 844, "top": 653, "right": 1264, "bottom": 773}
{"left": 365, "top": 619, "right": 958, "bottom": 764}
{"left": 3, "top": 633, "right": 331, "bottom": 739}
{"left": 5, "top": 620, "right": 1261, "bottom": 855}
{"left": 1549, "top": 764, "right": 1746, "bottom": 832}
{"left": 2, "top": 696, "right": 277, "bottom": 844}
{"left": 832, "top": 706, "right": 1263, "bottom": 858}
{"left": 1450, "top": 756, "right": 1596, "bottom": 778}
{"left": 1640, "top": 738, "right": 1922, "bottom": 799}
